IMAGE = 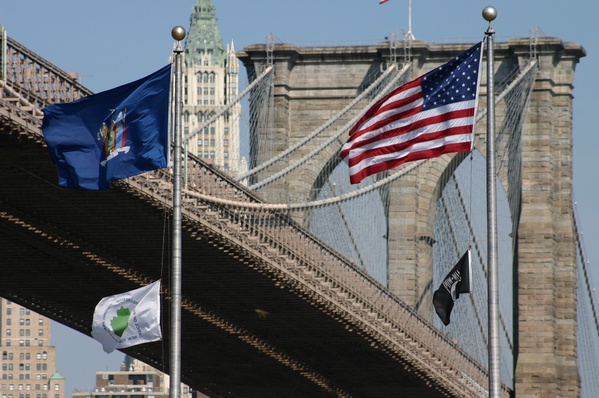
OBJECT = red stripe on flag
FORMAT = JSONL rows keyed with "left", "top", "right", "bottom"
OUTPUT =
{"left": 347, "top": 123, "right": 475, "bottom": 168}
{"left": 346, "top": 107, "right": 476, "bottom": 159}
{"left": 341, "top": 42, "right": 483, "bottom": 184}
{"left": 349, "top": 142, "right": 471, "bottom": 184}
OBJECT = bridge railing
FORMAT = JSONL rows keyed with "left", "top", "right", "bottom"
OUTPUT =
{"left": 0, "top": 31, "right": 511, "bottom": 395}
{"left": 0, "top": 31, "right": 92, "bottom": 108}
{"left": 127, "top": 153, "right": 511, "bottom": 397}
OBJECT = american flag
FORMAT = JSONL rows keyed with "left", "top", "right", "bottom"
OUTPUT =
{"left": 340, "top": 42, "right": 483, "bottom": 184}
{"left": 379, "top": 0, "right": 389, "bottom": 4}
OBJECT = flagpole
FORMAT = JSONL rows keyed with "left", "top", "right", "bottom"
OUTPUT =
{"left": 482, "top": 6, "right": 501, "bottom": 398}
{"left": 170, "top": 25, "right": 186, "bottom": 398}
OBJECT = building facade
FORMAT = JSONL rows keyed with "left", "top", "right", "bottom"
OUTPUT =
{"left": 182, "top": 0, "right": 244, "bottom": 176}
{"left": 0, "top": 299, "right": 65, "bottom": 398}
{"left": 71, "top": 356, "right": 201, "bottom": 398}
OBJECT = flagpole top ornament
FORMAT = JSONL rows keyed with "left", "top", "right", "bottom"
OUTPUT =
{"left": 171, "top": 26, "right": 186, "bottom": 42}
{"left": 482, "top": 6, "right": 497, "bottom": 22}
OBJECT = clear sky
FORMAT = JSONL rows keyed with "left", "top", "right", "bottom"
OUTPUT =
{"left": 2, "top": 0, "right": 598, "bottom": 394}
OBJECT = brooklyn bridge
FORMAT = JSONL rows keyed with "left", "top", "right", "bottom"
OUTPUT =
{"left": 1, "top": 29, "right": 598, "bottom": 397}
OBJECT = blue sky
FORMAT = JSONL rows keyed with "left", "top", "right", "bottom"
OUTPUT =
{"left": 2, "top": 0, "right": 598, "bottom": 394}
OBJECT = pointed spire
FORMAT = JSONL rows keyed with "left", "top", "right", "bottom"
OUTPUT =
{"left": 184, "top": 0, "right": 225, "bottom": 67}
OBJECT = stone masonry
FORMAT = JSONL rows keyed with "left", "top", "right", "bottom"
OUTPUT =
{"left": 238, "top": 37, "right": 585, "bottom": 396}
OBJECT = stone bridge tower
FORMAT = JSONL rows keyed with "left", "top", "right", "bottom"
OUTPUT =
{"left": 238, "top": 38, "right": 585, "bottom": 396}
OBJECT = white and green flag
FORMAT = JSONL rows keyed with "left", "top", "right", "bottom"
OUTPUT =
{"left": 91, "top": 280, "right": 162, "bottom": 353}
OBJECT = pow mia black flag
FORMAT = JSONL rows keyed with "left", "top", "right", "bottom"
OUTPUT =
{"left": 433, "top": 248, "right": 472, "bottom": 326}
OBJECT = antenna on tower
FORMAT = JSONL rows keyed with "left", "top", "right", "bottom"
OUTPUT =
{"left": 405, "top": 0, "right": 415, "bottom": 41}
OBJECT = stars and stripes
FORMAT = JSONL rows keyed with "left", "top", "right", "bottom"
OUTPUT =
{"left": 379, "top": 0, "right": 390, "bottom": 4}
{"left": 340, "top": 42, "right": 483, "bottom": 184}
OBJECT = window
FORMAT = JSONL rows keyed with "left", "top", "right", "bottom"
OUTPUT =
{"left": 224, "top": 139, "right": 229, "bottom": 147}
{"left": 6, "top": 329, "right": 10, "bottom": 336}
{"left": 53, "top": 384, "right": 59, "bottom": 391}
{"left": 210, "top": 139, "right": 215, "bottom": 147}
{"left": 224, "top": 152, "right": 229, "bottom": 159}
{"left": 198, "top": 139, "right": 203, "bottom": 147}
{"left": 210, "top": 151, "right": 215, "bottom": 159}
{"left": 224, "top": 127, "right": 229, "bottom": 135}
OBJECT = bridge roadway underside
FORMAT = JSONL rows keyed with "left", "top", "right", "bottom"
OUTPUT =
{"left": 0, "top": 121, "right": 450, "bottom": 397}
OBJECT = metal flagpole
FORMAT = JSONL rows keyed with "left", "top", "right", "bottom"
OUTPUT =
{"left": 170, "top": 25, "right": 186, "bottom": 398}
{"left": 482, "top": 6, "right": 501, "bottom": 398}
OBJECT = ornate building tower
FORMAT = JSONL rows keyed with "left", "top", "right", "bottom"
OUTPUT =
{"left": 0, "top": 299, "right": 65, "bottom": 398}
{"left": 183, "top": 0, "right": 244, "bottom": 176}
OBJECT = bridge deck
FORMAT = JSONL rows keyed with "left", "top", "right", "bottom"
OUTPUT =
{"left": 0, "top": 76, "right": 505, "bottom": 397}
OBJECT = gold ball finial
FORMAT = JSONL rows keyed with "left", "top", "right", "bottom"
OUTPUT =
{"left": 171, "top": 26, "right": 186, "bottom": 41}
{"left": 482, "top": 6, "right": 497, "bottom": 22}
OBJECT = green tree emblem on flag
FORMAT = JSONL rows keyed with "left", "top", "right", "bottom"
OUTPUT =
{"left": 110, "top": 306, "right": 131, "bottom": 337}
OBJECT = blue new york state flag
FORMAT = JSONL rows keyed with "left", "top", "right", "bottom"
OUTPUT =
{"left": 42, "top": 64, "right": 171, "bottom": 190}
